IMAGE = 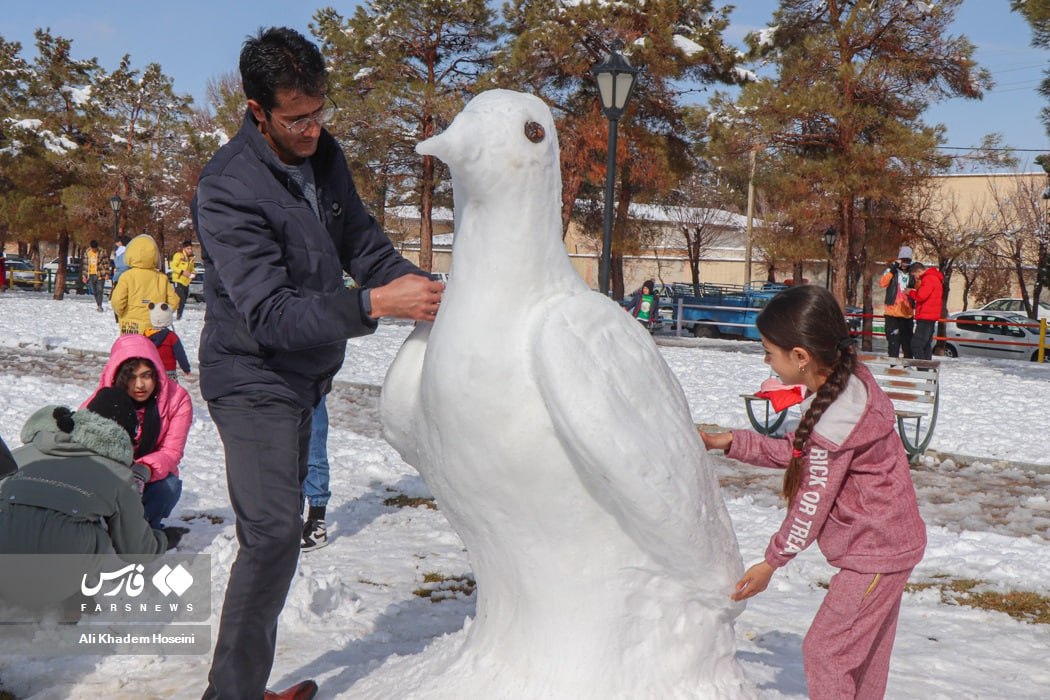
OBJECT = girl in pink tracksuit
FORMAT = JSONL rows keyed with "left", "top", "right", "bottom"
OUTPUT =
{"left": 702, "top": 285, "right": 926, "bottom": 699}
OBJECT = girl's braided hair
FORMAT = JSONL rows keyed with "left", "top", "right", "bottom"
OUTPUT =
{"left": 756, "top": 285, "right": 857, "bottom": 504}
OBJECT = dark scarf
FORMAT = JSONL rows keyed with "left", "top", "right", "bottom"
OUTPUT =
{"left": 133, "top": 396, "right": 162, "bottom": 459}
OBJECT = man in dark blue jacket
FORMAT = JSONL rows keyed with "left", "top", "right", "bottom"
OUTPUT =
{"left": 193, "top": 26, "right": 443, "bottom": 700}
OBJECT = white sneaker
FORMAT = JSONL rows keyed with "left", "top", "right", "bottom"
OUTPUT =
{"left": 301, "top": 519, "right": 327, "bottom": 551}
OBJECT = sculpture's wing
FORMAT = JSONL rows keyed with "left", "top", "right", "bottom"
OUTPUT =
{"left": 380, "top": 322, "right": 432, "bottom": 470}
{"left": 530, "top": 292, "right": 741, "bottom": 580}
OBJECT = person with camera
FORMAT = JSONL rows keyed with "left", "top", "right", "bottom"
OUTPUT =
{"left": 878, "top": 246, "right": 917, "bottom": 358}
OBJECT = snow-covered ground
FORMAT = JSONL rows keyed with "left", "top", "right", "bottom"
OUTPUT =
{"left": 0, "top": 291, "right": 1048, "bottom": 699}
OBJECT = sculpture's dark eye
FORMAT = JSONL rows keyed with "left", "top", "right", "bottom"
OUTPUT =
{"left": 525, "top": 121, "right": 545, "bottom": 143}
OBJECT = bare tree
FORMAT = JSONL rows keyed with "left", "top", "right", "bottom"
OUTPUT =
{"left": 909, "top": 182, "right": 999, "bottom": 347}
{"left": 661, "top": 188, "right": 738, "bottom": 293}
{"left": 955, "top": 245, "right": 1012, "bottom": 310}
{"left": 985, "top": 173, "right": 1049, "bottom": 318}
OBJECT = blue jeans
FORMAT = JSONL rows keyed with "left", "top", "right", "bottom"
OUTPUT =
{"left": 141, "top": 473, "right": 182, "bottom": 529}
{"left": 86, "top": 274, "right": 104, "bottom": 308}
{"left": 303, "top": 395, "right": 330, "bottom": 508}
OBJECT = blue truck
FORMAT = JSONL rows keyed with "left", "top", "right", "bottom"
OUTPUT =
{"left": 662, "top": 282, "right": 861, "bottom": 340}
{"left": 663, "top": 282, "right": 789, "bottom": 340}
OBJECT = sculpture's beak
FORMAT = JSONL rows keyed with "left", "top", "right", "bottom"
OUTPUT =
{"left": 416, "top": 129, "right": 450, "bottom": 162}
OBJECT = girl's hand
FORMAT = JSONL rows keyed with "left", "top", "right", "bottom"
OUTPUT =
{"left": 730, "top": 561, "right": 775, "bottom": 602}
{"left": 700, "top": 429, "right": 732, "bottom": 452}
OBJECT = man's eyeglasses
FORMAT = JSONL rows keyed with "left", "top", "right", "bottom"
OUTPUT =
{"left": 266, "top": 99, "right": 338, "bottom": 135}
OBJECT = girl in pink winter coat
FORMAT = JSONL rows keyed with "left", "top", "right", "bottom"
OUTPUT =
{"left": 702, "top": 285, "right": 926, "bottom": 700}
{"left": 82, "top": 334, "right": 193, "bottom": 528}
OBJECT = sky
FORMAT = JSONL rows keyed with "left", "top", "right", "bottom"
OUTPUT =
{"left": 0, "top": 292, "right": 1048, "bottom": 697}
{"left": 3, "top": 1, "right": 1050, "bottom": 169}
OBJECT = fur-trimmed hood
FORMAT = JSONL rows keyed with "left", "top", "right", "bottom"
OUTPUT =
{"left": 20, "top": 405, "right": 134, "bottom": 466}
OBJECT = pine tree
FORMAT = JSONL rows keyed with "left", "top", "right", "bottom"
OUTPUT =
{"left": 313, "top": 0, "right": 498, "bottom": 272}
{"left": 0, "top": 36, "right": 31, "bottom": 249}
{"left": 2, "top": 30, "right": 108, "bottom": 298}
{"left": 95, "top": 57, "right": 197, "bottom": 257}
{"left": 714, "top": 0, "right": 990, "bottom": 307}
{"left": 1012, "top": 0, "right": 1050, "bottom": 135}
{"left": 495, "top": 0, "right": 743, "bottom": 298}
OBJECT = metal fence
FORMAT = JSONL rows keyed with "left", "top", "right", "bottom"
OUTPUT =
{"left": 664, "top": 302, "right": 1048, "bottom": 363}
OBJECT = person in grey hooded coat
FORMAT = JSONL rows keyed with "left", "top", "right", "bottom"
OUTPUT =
{"left": 0, "top": 388, "right": 179, "bottom": 610}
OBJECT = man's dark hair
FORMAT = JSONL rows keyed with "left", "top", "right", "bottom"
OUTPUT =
{"left": 89, "top": 240, "right": 99, "bottom": 248}
{"left": 182, "top": 240, "right": 193, "bottom": 248}
{"left": 240, "top": 27, "right": 327, "bottom": 112}
{"left": 119, "top": 235, "right": 130, "bottom": 245}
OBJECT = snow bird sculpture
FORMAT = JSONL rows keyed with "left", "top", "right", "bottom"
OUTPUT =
{"left": 372, "top": 89, "right": 755, "bottom": 699}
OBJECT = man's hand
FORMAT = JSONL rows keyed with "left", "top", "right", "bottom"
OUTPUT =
{"left": 730, "top": 561, "right": 775, "bottom": 602}
{"left": 368, "top": 274, "right": 445, "bottom": 322}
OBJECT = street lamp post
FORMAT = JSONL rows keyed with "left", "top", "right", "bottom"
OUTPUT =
{"left": 822, "top": 226, "right": 837, "bottom": 291}
{"left": 591, "top": 41, "right": 638, "bottom": 297}
{"left": 109, "top": 194, "right": 122, "bottom": 246}
{"left": 1041, "top": 181, "right": 1049, "bottom": 232}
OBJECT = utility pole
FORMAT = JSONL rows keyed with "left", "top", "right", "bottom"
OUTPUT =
{"left": 744, "top": 148, "right": 756, "bottom": 288}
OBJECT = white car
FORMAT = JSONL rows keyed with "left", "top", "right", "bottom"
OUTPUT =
{"left": 6, "top": 259, "right": 42, "bottom": 288}
{"left": 943, "top": 310, "right": 1048, "bottom": 362}
{"left": 43, "top": 257, "right": 76, "bottom": 273}
{"left": 188, "top": 263, "right": 205, "bottom": 301}
{"left": 978, "top": 297, "right": 1049, "bottom": 320}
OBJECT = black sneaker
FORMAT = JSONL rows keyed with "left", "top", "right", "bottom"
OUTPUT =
{"left": 301, "top": 519, "right": 327, "bottom": 551}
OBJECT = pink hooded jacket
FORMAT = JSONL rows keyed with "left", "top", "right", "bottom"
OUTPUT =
{"left": 728, "top": 363, "right": 926, "bottom": 574}
{"left": 81, "top": 334, "right": 192, "bottom": 483}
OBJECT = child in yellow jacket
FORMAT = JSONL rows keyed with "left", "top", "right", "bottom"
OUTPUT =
{"left": 110, "top": 234, "right": 180, "bottom": 335}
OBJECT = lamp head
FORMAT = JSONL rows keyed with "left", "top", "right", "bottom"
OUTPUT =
{"left": 591, "top": 41, "right": 638, "bottom": 120}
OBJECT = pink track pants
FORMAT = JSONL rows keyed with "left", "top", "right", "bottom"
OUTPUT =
{"left": 802, "top": 567, "right": 913, "bottom": 699}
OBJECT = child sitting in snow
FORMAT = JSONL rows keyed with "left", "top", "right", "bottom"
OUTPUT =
{"left": 700, "top": 284, "right": 926, "bottom": 699}
{"left": 144, "top": 302, "right": 191, "bottom": 381}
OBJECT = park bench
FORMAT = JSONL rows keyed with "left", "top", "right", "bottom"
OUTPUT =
{"left": 741, "top": 355, "right": 940, "bottom": 462}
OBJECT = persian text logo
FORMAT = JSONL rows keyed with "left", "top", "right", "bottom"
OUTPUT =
{"left": 82, "top": 563, "right": 147, "bottom": 597}
{"left": 80, "top": 563, "right": 194, "bottom": 598}
{"left": 152, "top": 564, "right": 194, "bottom": 597}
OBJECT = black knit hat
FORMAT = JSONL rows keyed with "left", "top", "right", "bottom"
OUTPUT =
{"left": 86, "top": 387, "right": 138, "bottom": 439}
